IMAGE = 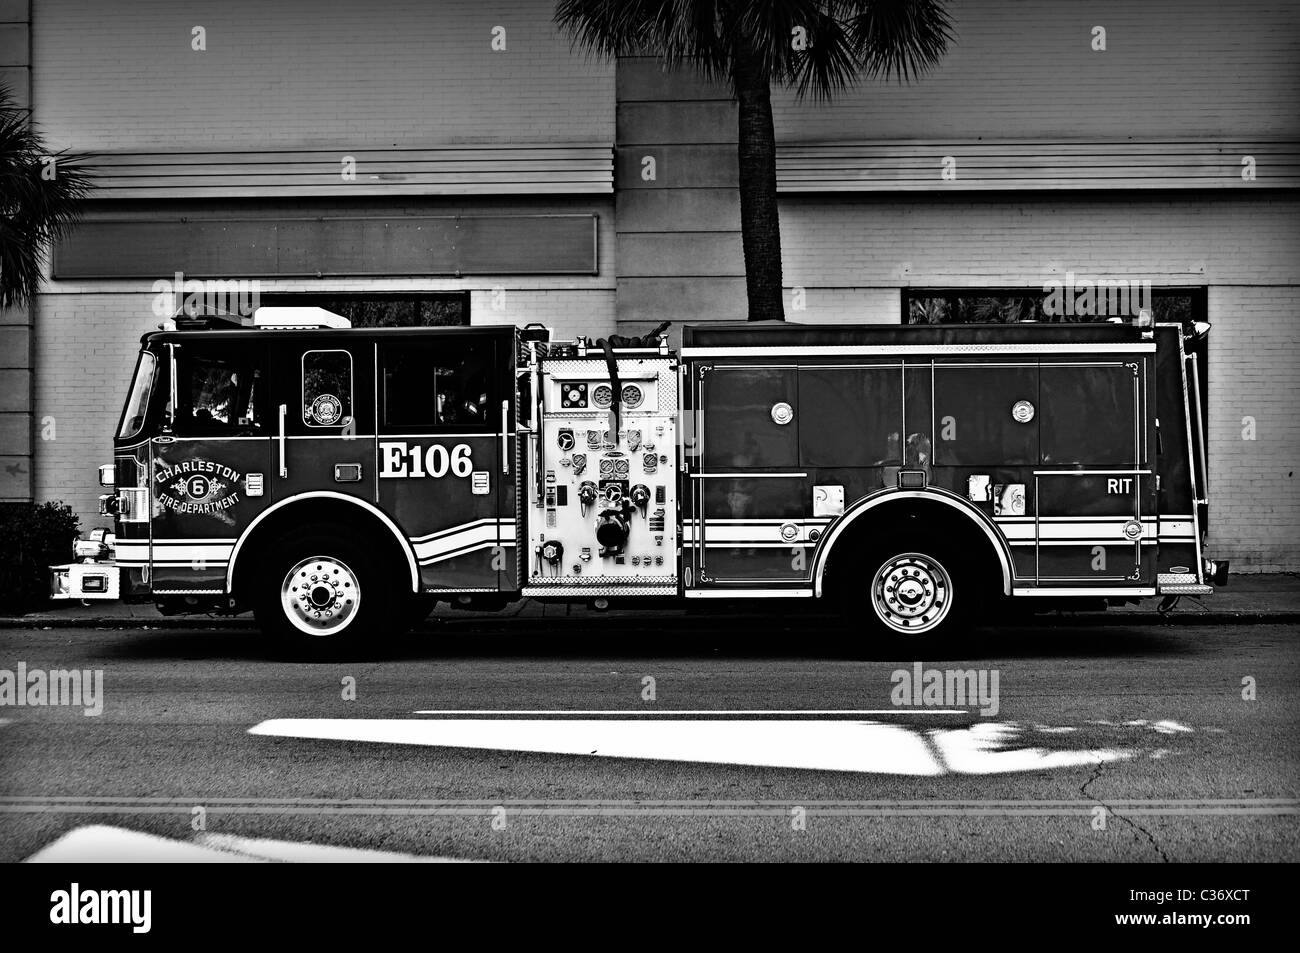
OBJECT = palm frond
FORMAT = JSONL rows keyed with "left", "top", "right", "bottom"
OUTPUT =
{"left": 0, "top": 82, "right": 96, "bottom": 308}
{"left": 556, "top": 0, "right": 735, "bottom": 84}
{"left": 556, "top": 0, "right": 954, "bottom": 99}
{"left": 846, "top": 0, "right": 955, "bottom": 83}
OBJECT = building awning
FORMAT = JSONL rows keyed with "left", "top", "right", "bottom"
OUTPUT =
{"left": 85, "top": 144, "right": 615, "bottom": 198}
{"left": 776, "top": 139, "right": 1300, "bottom": 191}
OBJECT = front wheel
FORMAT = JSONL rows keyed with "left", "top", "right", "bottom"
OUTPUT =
{"left": 254, "top": 528, "right": 398, "bottom": 657}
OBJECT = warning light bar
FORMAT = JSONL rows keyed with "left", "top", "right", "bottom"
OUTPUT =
{"left": 251, "top": 307, "right": 351, "bottom": 330}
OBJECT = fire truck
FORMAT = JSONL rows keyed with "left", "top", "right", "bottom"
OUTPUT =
{"left": 51, "top": 307, "right": 1226, "bottom": 653}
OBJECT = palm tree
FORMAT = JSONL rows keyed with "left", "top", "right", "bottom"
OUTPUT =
{"left": 556, "top": 0, "right": 953, "bottom": 321}
{"left": 0, "top": 83, "right": 94, "bottom": 310}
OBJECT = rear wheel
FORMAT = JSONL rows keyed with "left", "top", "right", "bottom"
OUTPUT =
{"left": 869, "top": 551, "right": 956, "bottom": 636}
{"left": 837, "top": 541, "right": 975, "bottom": 649}
{"left": 254, "top": 527, "right": 399, "bottom": 657}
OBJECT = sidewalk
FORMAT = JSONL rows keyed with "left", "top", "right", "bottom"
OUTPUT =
{"left": 2, "top": 574, "right": 1297, "bottom": 628}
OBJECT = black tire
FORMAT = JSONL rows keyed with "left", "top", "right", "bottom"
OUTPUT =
{"left": 839, "top": 541, "right": 974, "bottom": 650}
{"left": 253, "top": 525, "right": 400, "bottom": 658}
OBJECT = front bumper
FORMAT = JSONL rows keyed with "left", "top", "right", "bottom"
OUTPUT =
{"left": 50, "top": 562, "right": 121, "bottom": 601}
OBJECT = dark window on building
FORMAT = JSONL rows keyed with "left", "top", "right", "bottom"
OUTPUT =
{"left": 382, "top": 340, "right": 494, "bottom": 431}
{"left": 903, "top": 287, "right": 1207, "bottom": 327}
{"left": 259, "top": 292, "right": 469, "bottom": 328}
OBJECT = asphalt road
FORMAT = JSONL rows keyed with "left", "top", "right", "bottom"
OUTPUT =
{"left": 1, "top": 614, "right": 1297, "bottom": 862}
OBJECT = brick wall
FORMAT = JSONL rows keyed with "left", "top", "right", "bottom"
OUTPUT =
{"left": 0, "top": 301, "right": 31, "bottom": 501}
{"left": 31, "top": 0, "right": 613, "bottom": 151}
{"left": 779, "top": 192, "right": 1299, "bottom": 288}
{"left": 0, "top": 0, "right": 29, "bottom": 109}
{"left": 1, "top": 1, "right": 31, "bottom": 500}
{"left": 1207, "top": 285, "right": 1300, "bottom": 571}
{"left": 30, "top": 292, "right": 145, "bottom": 522}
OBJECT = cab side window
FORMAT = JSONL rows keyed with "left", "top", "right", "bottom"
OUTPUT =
{"left": 383, "top": 340, "right": 493, "bottom": 430}
{"left": 303, "top": 350, "right": 353, "bottom": 428}
{"left": 172, "top": 348, "right": 264, "bottom": 436}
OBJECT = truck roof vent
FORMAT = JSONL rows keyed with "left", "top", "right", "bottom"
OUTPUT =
{"left": 251, "top": 307, "right": 351, "bottom": 330}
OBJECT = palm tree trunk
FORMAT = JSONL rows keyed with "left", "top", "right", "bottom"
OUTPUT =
{"left": 732, "top": 46, "right": 785, "bottom": 322}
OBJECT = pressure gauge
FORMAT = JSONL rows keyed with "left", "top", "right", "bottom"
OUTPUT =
{"left": 621, "top": 384, "right": 644, "bottom": 409}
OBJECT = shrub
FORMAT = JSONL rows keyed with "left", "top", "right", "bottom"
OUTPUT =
{"left": 0, "top": 501, "right": 81, "bottom": 613}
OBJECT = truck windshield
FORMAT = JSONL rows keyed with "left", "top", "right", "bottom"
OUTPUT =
{"left": 117, "top": 350, "right": 158, "bottom": 439}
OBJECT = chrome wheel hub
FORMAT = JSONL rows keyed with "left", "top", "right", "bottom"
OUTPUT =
{"left": 281, "top": 556, "right": 360, "bottom": 636}
{"left": 871, "top": 553, "right": 952, "bottom": 634}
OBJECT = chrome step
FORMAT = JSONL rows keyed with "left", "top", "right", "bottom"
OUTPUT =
{"left": 1157, "top": 583, "right": 1213, "bottom": 595}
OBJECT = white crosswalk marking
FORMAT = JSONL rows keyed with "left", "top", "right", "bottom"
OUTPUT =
{"left": 248, "top": 717, "right": 1134, "bottom": 776}
{"left": 24, "top": 825, "right": 476, "bottom": 863}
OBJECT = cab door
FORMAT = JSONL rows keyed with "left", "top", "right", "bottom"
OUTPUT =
{"left": 376, "top": 332, "right": 511, "bottom": 592}
{"left": 150, "top": 339, "right": 274, "bottom": 592}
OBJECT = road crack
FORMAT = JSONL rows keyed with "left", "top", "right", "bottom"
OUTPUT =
{"left": 1080, "top": 762, "right": 1170, "bottom": 863}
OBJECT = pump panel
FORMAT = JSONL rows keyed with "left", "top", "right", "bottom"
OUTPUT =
{"left": 524, "top": 356, "right": 678, "bottom": 596}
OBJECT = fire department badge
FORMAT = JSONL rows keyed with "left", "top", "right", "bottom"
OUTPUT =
{"left": 309, "top": 394, "right": 343, "bottom": 425}
{"left": 154, "top": 458, "right": 243, "bottom": 514}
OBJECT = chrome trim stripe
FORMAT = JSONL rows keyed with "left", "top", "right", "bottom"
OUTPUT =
{"left": 1000, "top": 522, "right": 1158, "bottom": 541}
{"left": 409, "top": 518, "right": 515, "bottom": 545}
{"left": 684, "top": 517, "right": 833, "bottom": 524}
{"left": 417, "top": 541, "right": 505, "bottom": 565}
{"left": 683, "top": 526, "right": 818, "bottom": 543}
{"left": 120, "top": 543, "right": 234, "bottom": 561}
{"left": 683, "top": 343, "right": 1155, "bottom": 357}
{"left": 690, "top": 472, "right": 808, "bottom": 479}
{"left": 136, "top": 537, "right": 238, "bottom": 544}
{"left": 685, "top": 589, "right": 814, "bottom": 599}
{"left": 697, "top": 542, "right": 806, "bottom": 549}
{"left": 521, "top": 585, "right": 678, "bottom": 597}
{"left": 1027, "top": 540, "right": 1157, "bottom": 547}
{"left": 1033, "top": 469, "right": 1152, "bottom": 476}
{"left": 1013, "top": 587, "right": 1156, "bottom": 596}
{"left": 412, "top": 521, "right": 517, "bottom": 564}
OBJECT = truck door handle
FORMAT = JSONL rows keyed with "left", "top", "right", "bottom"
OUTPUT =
{"left": 501, "top": 400, "right": 510, "bottom": 474}
{"left": 278, "top": 404, "right": 288, "bottom": 477}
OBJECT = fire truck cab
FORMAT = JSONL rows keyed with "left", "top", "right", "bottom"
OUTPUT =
{"left": 53, "top": 307, "right": 1225, "bottom": 653}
